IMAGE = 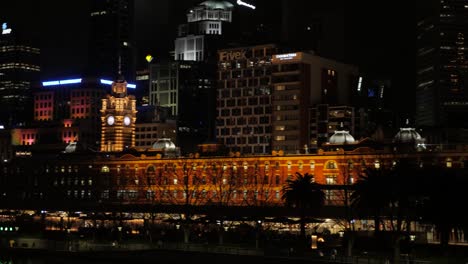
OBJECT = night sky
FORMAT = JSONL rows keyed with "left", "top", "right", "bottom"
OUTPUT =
{"left": 0, "top": 0, "right": 416, "bottom": 113}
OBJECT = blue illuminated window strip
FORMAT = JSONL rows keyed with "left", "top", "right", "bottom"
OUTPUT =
{"left": 42, "top": 81, "right": 60, "bottom": 86}
{"left": 59, "top": 78, "right": 82, "bottom": 85}
{"left": 42, "top": 78, "right": 82, "bottom": 86}
{"left": 100, "top": 79, "right": 113, "bottom": 85}
{"left": 100, "top": 79, "right": 136, "bottom": 89}
{"left": 42, "top": 78, "right": 136, "bottom": 89}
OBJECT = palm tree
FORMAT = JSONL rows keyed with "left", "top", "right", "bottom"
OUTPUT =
{"left": 282, "top": 172, "right": 325, "bottom": 248}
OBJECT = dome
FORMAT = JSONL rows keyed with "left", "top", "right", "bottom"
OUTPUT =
{"left": 64, "top": 142, "right": 77, "bottom": 153}
{"left": 393, "top": 127, "right": 422, "bottom": 143}
{"left": 198, "top": 0, "right": 234, "bottom": 10}
{"left": 329, "top": 130, "right": 355, "bottom": 144}
{"left": 152, "top": 138, "right": 176, "bottom": 150}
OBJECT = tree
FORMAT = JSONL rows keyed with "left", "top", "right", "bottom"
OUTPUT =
{"left": 281, "top": 172, "right": 325, "bottom": 250}
{"left": 351, "top": 162, "right": 424, "bottom": 264}
{"left": 350, "top": 167, "right": 393, "bottom": 235}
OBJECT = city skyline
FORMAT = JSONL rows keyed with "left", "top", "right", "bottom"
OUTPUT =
{"left": 1, "top": 1, "right": 415, "bottom": 95}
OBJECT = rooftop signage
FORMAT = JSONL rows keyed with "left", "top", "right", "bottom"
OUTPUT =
{"left": 2, "top": 23, "right": 12, "bottom": 35}
{"left": 219, "top": 50, "right": 247, "bottom": 61}
{"left": 271, "top": 52, "right": 302, "bottom": 64}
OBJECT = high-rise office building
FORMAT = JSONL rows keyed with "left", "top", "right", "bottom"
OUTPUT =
{"left": 216, "top": 46, "right": 358, "bottom": 154}
{"left": 148, "top": 61, "right": 216, "bottom": 153}
{"left": 87, "top": 0, "right": 135, "bottom": 81}
{"left": 416, "top": 0, "right": 468, "bottom": 137}
{"left": 216, "top": 44, "right": 278, "bottom": 154}
{"left": 0, "top": 22, "right": 40, "bottom": 127}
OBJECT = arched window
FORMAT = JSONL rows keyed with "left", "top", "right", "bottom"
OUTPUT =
{"left": 101, "top": 166, "right": 110, "bottom": 173}
{"left": 325, "top": 161, "right": 337, "bottom": 170}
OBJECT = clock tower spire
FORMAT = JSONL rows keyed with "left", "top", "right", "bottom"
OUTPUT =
{"left": 100, "top": 75, "right": 137, "bottom": 152}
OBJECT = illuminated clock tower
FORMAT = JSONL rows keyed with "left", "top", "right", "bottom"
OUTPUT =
{"left": 100, "top": 76, "right": 137, "bottom": 152}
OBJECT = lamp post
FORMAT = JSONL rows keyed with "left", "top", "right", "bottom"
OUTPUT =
{"left": 117, "top": 226, "right": 123, "bottom": 244}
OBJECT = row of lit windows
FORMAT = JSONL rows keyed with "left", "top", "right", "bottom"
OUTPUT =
{"left": 106, "top": 189, "right": 282, "bottom": 201}
{"left": 100, "top": 160, "right": 322, "bottom": 174}
{"left": 0, "top": 45, "right": 40, "bottom": 53}
{"left": 54, "top": 177, "right": 92, "bottom": 186}
{"left": 35, "top": 94, "right": 52, "bottom": 100}
{"left": 66, "top": 190, "right": 92, "bottom": 199}
{"left": 71, "top": 107, "right": 90, "bottom": 115}
{"left": 35, "top": 102, "right": 52, "bottom": 108}
{"left": 218, "top": 116, "right": 267, "bottom": 126}
{"left": 0, "top": 63, "right": 40, "bottom": 71}
{"left": 35, "top": 110, "right": 52, "bottom": 117}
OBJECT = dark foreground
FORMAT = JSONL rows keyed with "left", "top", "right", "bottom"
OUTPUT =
{"left": 0, "top": 248, "right": 329, "bottom": 264}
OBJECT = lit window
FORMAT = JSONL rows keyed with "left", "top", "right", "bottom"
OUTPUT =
{"left": 326, "top": 176, "right": 337, "bottom": 185}
{"left": 374, "top": 160, "right": 381, "bottom": 169}
{"left": 101, "top": 166, "right": 110, "bottom": 173}
{"left": 310, "top": 161, "right": 315, "bottom": 169}
{"left": 446, "top": 158, "right": 452, "bottom": 168}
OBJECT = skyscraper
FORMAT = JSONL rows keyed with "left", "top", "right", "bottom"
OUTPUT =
{"left": 87, "top": 0, "right": 135, "bottom": 81}
{"left": 416, "top": 0, "right": 468, "bottom": 139}
{"left": 0, "top": 22, "right": 40, "bottom": 127}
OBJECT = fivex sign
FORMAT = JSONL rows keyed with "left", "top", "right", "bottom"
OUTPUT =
{"left": 219, "top": 50, "right": 247, "bottom": 61}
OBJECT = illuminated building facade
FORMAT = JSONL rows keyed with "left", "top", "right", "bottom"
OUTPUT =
{"left": 271, "top": 52, "right": 358, "bottom": 153}
{"left": 100, "top": 77, "right": 137, "bottom": 152}
{"left": 216, "top": 47, "right": 358, "bottom": 154}
{"left": 416, "top": 0, "right": 468, "bottom": 134}
{"left": 175, "top": 0, "right": 233, "bottom": 62}
{"left": 216, "top": 44, "right": 278, "bottom": 154}
{"left": 0, "top": 22, "right": 40, "bottom": 126}
{"left": 1, "top": 141, "right": 466, "bottom": 212}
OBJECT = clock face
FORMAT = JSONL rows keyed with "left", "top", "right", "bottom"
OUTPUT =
{"left": 107, "top": 115, "right": 115, "bottom": 126}
{"left": 124, "top": 116, "right": 131, "bottom": 126}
